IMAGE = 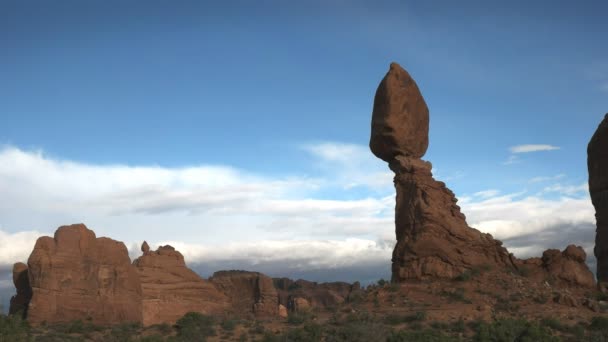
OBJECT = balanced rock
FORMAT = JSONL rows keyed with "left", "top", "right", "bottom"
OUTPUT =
{"left": 141, "top": 240, "right": 150, "bottom": 253}
{"left": 25, "top": 224, "right": 142, "bottom": 325}
{"left": 209, "top": 271, "right": 279, "bottom": 317}
{"left": 133, "top": 244, "right": 229, "bottom": 326}
{"left": 369, "top": 64, "right": 516, "bottom": 281}
{"left": 589, "top": 114, "right": 608, "bottom": 289}
{"left": 370, "top": 62, "right": 429, "bottom": 162}
{"left": 8, "top": 262, "right": 32, "bottom": 317}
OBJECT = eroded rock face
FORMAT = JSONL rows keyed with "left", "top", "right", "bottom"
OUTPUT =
{"left": 589, "top": 114, "right": 608, "bottom": 288}
{"left": 390, "top": 156, "right": 516, "bottom": 280}
{"left": 370, "top": 62, "right": 429, "bottom": 162}
{"left": 133, "top": 243, "right": 229, "bottom": 326}
{"left": 540, "top": 245, "right": 595, "bottom": 288}
{"left": 209, "top": 271, "right": 279, "bottom": 317}
{"left": 369, "top": 64, "right": 516, "bottom": 281}
{"left": 274, "top": 278, "right": 361, "bottom": 311}
{"left": 9, "top": 262, "right": 31, "bottom": 317}
{"left": 26, "top": 224, "right": 142, "bottom": 325}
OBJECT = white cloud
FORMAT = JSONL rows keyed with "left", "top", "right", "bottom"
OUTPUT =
{"left": 502, "top": 155, "right": 521, "bottom": 165}
{"left": 509, "top": 144, "right": 561, "bottom": 153}
{"left": 529, "top": 174, "right": 566, "bottom": 183}
{"left": 138, "top": 238, "right": 394, "bottom": 271}
{"left": 473, "top": 189, "right": 500, "bottom": 199}
{"left": 462, "top": 192, "right": 593, "bottom": 241}
{"left": 542, "top": 183, "right": 588, "bottom": 196}
{"left": 300, "top": 142, "right": 393, "bottom": 191}
{"left": 0, "top": 229, "right": 47, "bottom": 268}
{"left": 0, "top": 144, "right": 597, "bottom": 284}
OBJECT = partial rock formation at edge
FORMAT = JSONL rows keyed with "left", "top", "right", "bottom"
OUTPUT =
{"left": 589, "top": 114, "right": 608, "bottom": 290}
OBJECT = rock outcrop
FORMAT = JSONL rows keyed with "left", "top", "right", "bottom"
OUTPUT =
{"left": 8, "top": 262, "right": 31, "bottom": 317}
{"left": 589, "top": 114, "right": 608, "bottom": 290}
{"left": 519, "top": 245, "right": 595, "bottom": 288}
{"left": 273, "top": 278, "right": 361, "bottom": 311}
{"left": 370, "top": 63, "right": 517, "bottom": 281}
{"left": 370, "top": 62, "right": 429, "bottom": 162}
{"left": 25, "top": 224, "right": 142, "bottom": 325}
{"left": 209, "top": 271, "right": 279, "bottom": 317}
{"left": 133, "top": 243, "right": 230, "bottom": 326}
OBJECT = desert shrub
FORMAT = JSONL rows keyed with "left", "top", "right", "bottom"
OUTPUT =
{"left": 325, "top": 321, "right": 391, "bottom": 342}
{"left": 473, "top": 318, "right": 557, "bottom": 342}
{"left": 108, "top": 322, "right": 141, "bottom": 342}
{"left": 454, "top": 270, "right": 473, "bottom": 281}
{"left": 249, "top": 320, "right": 265, "bottom": 335}
{"left": 33, "top": 332, "right": 83, "bottom": 342}
{"left": 387, "top": 329, "right": 457, "bottom": 342}
{"left": 174, "top": 312, "right": 216, "bottom": 341}
{"left": 150, "top": 323, "right": 172, "bottom": 335}
{"left": 440, "top": 288, "right": 472, "bottom": 304}
{"left": 287, "top": 311, "right": 314, "bottom": 325}
{"left": 377, "top": 279, "right": 388, "bottom": 287}
{"left": 140, "top": 335, "right": 166, "bottom": 342}
{"left": 220, "top": 318, "right": 238, "bottom": 331}
{"left": 590, "top": 316, "right": 608, "bottom": 332}
{"left": 0, "top": 313, "right": 30, "bottom": 341}
{"left": 385, "top": 311, "right": 426, "bottom": 325}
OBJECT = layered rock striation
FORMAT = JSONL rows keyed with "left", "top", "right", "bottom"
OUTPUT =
{"left": 23, "top": 224, "right": 143, "bottom": 325}
{"left": 133, "top": 243, "right": 230, "bottom": 326}
{"left": 589, "top": 114, "right": 608, "bottom": 289}
{"left": 209, "top": 271, "right": 279, "bottom": 317}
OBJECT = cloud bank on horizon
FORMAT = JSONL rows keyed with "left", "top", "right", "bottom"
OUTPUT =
{"left": 0, "top": 143, "right": 594, "bottom": 287}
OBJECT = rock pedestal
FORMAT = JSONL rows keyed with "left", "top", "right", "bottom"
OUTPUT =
{"left": 390, "top": 156, "right": 515, "bottom": 280}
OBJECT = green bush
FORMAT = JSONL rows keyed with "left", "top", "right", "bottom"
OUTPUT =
{"left": 287, "top": 311, "right": 314, "bottom": 325}
{"left": 0, "top": 313, "right": 30, "bottom": 342}
{"left": 473, "top": 319, "right": 557, "bottom": 342}
{"left": 387, "top": 329, "right": 457, "bottom": 342}
{"left": 385, "top": 311, "right": 426, "bottom": 325}
{"left": 220, "top": 318, "right": 238, "bottom": 331}
{"left": 325, "top": 321, "right": 390, "bottom": 342}
{"left": 174, "top": 312, "right": 216, "bottom": 341}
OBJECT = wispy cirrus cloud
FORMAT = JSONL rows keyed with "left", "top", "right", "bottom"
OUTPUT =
{"left": 509, "top": 144, "right": 561, "bottom": 153}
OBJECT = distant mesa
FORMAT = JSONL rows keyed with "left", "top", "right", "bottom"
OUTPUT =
{"left": 589, "top": 113, "right": 608, "bottom": 290}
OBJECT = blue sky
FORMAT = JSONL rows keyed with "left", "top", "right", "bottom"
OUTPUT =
{"left": 1, "top": 1, "right": 607, "bottom": 307}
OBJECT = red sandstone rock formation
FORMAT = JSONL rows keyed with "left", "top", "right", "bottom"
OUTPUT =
{"left": 519, "top": 245, "right": 595, "bottom": 288}
{"left": 25, "top": 224, "right": 142, "bottom": 325}
{"left": 133, "top": 243, "right": 230, "bottom": 326}
{"left": 390, "top": 156, "right": 516, "bottom": 280}
{"left": 273, "top": 278, "right": 361, "bottom": 311}
{"left": 370, "top": 62, "right": 429, "bottom": 162}
{"left": 8, "top": 262, "right": 31, "bottom": 317}
{"left": 370, "top": 63, "right": 518, "bottom": 281}
{"left": 589, "top": 114, "right": 608, "bottom": 290}
{"left": 209, "top": 271, "right": 279, "bottom": 317}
